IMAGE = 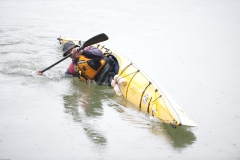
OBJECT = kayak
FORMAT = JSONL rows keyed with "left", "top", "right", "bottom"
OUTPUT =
{"left": 57, "top": 37, "right": 197, "bottom": 127}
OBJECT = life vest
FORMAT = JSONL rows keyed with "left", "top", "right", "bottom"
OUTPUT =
{"left": 75, "top": 55, "right": 106, "bottom": 82}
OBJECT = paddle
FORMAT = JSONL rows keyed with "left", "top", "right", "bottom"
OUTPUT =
{"left": 39, "top": 33, "right": 109, "bottom": 73}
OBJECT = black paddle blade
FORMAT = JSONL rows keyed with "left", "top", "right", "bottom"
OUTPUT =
{"left": 80, "top": 33, "right": 109, "bottom": 50}
{"left": 40, "top": 33, "right": 109, "bottom": 73}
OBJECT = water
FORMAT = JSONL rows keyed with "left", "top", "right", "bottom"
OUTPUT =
{"left": 1, "top": 0, "right": 240, "bottom": 159}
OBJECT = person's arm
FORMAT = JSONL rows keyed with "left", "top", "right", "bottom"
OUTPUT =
{"left": 71, "top": 46, "right": 104, "bottom": 59}
{"left": 82, "top": 46, "right": 104, "bottom": 58}
{"left": 65, "top": 62, "right": 77, "bottom": 76}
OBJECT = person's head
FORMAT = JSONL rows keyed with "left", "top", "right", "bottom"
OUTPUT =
{"left": 62, "top": 41, "right": 78, "bottom": 57}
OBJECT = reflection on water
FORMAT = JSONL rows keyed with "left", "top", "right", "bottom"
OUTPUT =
{"left": 62, "top": 76, "right": 196, "bottom": 149}
{"left": 153, "top": 123, "right": 196, "bottom": 149}
{"left": 113, "top": 95, "right": 197, "bottom": 149}
{"left": 62, "top": 78, "right": 109, "bottom": 146}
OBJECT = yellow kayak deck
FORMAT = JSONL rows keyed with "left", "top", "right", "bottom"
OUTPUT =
{"left": 58, "top": 37, "right": 197, "bottom": 127}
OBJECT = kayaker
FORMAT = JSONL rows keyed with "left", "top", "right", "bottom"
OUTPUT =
{"left": 36, "top": 40, "right": 118, "bottom": 86}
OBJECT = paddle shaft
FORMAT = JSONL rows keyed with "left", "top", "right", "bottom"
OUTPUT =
{"left": 40, "top": 53, "right": 72, "bottom": 73}
{"left": 40, "top": 33, "right": 108, "bottom": 73}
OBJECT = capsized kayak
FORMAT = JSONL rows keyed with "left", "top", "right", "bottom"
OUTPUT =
{"left": 57, "top": 37, "right": 197, "bottom": 127}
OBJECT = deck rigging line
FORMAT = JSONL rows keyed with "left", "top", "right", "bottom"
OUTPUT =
{"left": 152, "top": 89, "right": 176, "bottom": 122}
{"left": 152, "top": 89, "right": 162, "bottom": 103}
{"left": 147, "top": 97, "right": 152, "bottom": 114}
{"left": 125, "top": 70, "right": 139, "bottom": 98}
{"left": 119, "top": 63, "right": 133, "bottom": 76}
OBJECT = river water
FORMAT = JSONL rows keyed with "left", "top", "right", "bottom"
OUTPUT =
{"left": 0, "top": 0, "right": 240, "bottom": 159}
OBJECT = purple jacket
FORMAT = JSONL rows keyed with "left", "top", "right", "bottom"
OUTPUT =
{"left": 82, "top": 46, "right": 104, "bottom": 58}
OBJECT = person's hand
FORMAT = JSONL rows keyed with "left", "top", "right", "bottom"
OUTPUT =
{"left": 36, "top": 70, "right": 43, "bottom": 76}
{"left": 71, "top": 47, "right": 83, "bottom": 59}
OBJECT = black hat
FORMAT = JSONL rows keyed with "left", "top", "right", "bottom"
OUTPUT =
{"left": 62, "top": 41, "right": 78, "bottom": 56}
